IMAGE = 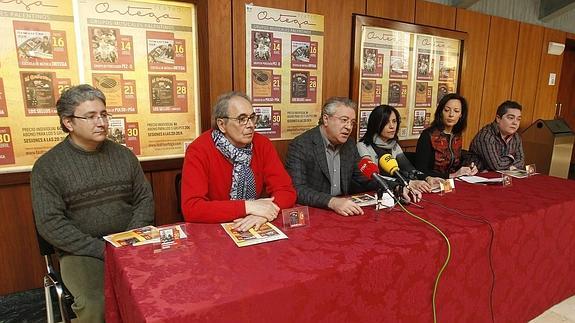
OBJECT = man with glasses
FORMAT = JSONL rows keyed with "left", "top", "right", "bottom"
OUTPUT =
{"left": 467, "top": 100, "right": 525, "bottom": 171}
{"left": 181, "top": 91, "right": 296, "bottom": 231}
{"left": 31, "top": 84, "right": 154, "bottom": 322}
{"left": 285, "top": 97, "right": 377, "bottom": 216}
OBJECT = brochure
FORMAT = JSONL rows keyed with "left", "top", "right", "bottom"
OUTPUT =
{"left": 221, "top": 222, "right": 288, "bottom": 247}
{"left": 497, "top": 169, "right": 528, "bottom": 179}
{"left": 104, "top": 225, "right": 187, "bottom": 248}
{"left": 349, "top": 193, "right": 378, "bottom": 206}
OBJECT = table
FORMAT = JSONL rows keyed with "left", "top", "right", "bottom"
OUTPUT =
{"left": 105, "top": 175, "right": 575, "bottom": 322}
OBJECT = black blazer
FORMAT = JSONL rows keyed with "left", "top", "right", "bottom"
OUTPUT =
{"left": 285, "top": 126, "right": 372, "bottom": 208}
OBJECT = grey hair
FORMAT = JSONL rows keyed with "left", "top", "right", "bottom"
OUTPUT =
{"left": 56, "top": 84, "right": 106, "bottom": 133}
{"left": 212, "top": 91, "right": 251, "bottom": 129}
{"left": 318, "top": 97, "right": 357, "bottom": 125}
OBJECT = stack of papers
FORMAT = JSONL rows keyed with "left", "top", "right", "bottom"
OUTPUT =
{"left": 458, "top": 175, "right": 504, "bottom": 184}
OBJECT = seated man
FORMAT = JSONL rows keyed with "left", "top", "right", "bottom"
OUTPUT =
{"left": 468, "top": 100, "right": 524, "bottom": 171}
{"left": 31, "top": 84, "right": 154, "bottom": 322}
{"left": 285, "top": 97, "right": 419, "bottom": 217}
{"left": 181, "top": 91, "right": 296, "bottom": 231}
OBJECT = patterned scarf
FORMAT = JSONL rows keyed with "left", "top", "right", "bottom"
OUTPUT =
{"left": 212, "top": 129, "right": 256, "bottom": 200}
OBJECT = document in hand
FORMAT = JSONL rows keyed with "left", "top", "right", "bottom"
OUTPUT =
{"left": 221, "top": 222, "right": 288, "bottom": 247}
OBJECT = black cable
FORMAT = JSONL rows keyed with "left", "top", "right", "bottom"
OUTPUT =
{"left": 421, "top": 197, "right": 496, "bottom": 323}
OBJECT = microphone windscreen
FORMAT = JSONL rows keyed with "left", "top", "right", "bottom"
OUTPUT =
{"left": 379, "top": 154, "right": 399, "bottom": 175}
{"left": 358, "top": 158, "right": 379, "bottom": 179}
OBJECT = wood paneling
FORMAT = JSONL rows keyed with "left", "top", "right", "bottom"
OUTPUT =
{"left": 557, "top": 38, "right": 575, "bottom": 162}
{"left": 480, "top": 16, "right": 520, "bottom": 126}
{"left": 512, "top": 23, "right": 544, "bottom": 130}
{"left": 456, "top": 8, "right": 490, "bottom": 148}
{"left": 533, "top": 28, "right": 566, "bottom": 121}
{"left": 232, "top": 0, "right": 305, "bottom": 92}
{"left": 151, "top": 170, "right": 183, "bottom": 226}
{"left": 206, "top": 0, "right": 233, "bottom": 129}
{"left": 0, "top": 184, "right": 44, "bottom": 294}
{"left": 196, "top": 0, "right": 212, "bottom": 132}
{"left": 307, "top": 0, "right": 366, "bottom": 99}
{"left": 366, "top": 0, "right": 415, "bottom": 23}
{"left": 415, "top": 0, "right": 456, "bottom": 29}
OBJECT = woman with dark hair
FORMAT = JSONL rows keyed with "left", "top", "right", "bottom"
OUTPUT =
{"left": 415, "top": 93, "right": 477, "bottom": 179}
{"left": 358, "top": 104, "right": 441, "bottom": 193}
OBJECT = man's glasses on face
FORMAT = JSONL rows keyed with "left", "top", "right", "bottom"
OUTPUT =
{"left": 71, "top": 112, "right": 112, "bottom": 124}
{"left": 329, "top": 115, "right": 357, "bottom": 127}
{"left": 221, "top": 113, "right": 260, "bottom": 126}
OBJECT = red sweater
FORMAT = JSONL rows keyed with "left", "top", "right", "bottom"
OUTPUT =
{"left": 181, "top": 130, "right": 296, "bottom": 223}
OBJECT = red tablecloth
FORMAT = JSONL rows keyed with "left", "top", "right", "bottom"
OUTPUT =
{"left": 105, "top": 175, "right": 575, "bottom": 323}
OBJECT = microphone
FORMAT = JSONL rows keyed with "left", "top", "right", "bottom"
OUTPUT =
{"left": 358, "top": 159, "right": 395, "bottom": 197}
{"left": 379, "top": 154, "right": 410, "bottom": 188}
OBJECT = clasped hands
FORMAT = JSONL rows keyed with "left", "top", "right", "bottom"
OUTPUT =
{"left": 232, "top": 197, "right": 279, "bottom": 232}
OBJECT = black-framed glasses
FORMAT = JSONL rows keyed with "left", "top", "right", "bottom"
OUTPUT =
{"left": 71, "top": 113, "right": 112, "bottom": 124}
{"left": 221, "top": 113, "right": 259, "bottom": 126}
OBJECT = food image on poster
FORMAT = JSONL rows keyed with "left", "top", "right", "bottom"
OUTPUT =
{"left": 439, "top": 56, "right": 455, "bottom": 81}
{"left": 20, "top": 72, "right": 57, "bottom": 116}
{"left": 13, "top": 21, "right": 69, "bottom": 69}
{"left": 362, "top": 48, "right": 383, "bottom": 78}
{"left": 252, "top": 70, "right": 272, "bottom": 97}
{"left": 291, "top": 35, "right": 318, "bottom": 69}
{"left": 251, "top": 69, "right": 281, "bottom": 104}
{"left": 291, "top": 71, "right": 308, "bottom": 100}
{"left": 415, "top": 82, "right": 432, "bottom": 107}
{"left": 89, "top": 27, "right": 134, "bottom": 70}
{"left": 416, "top": 53, "right": 433, "bottom": 80}
{"left": 437, "top": 82, "right": 453, "bottom": 104}
{"left": 147, "top": 31, "right": 187, "bottom": 72}
{"left": 149, "top": 75, "right": 175, "bottom": 108}
{"left": 412, "top": 109, "right": 426, "bottom": 134}
{"left": 0, "top": 78, "right": 7, "bottom": 117}
{"left": 358, "top": 110, "right": 371, "bottom": 138}
{"left": 361, "top": 80, "right": 376, "bottom": 104}
{"left": 389, "top": 50, "right": 408, "bottom": 79}
{"left": 107, "top": 117, "right": 126, "bottom": 145}
{"left": 251, "top": 31, "right": 282, "bottom": 68}
{"left": 93, "top": 74, "right": 123, "bottom": 107}
{"left": 254, "top": 106, "right": 272, "bottom": 131}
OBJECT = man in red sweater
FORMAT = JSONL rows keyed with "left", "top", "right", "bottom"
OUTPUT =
{"left": 181, "top": 92, "right": 296, "bottom": 231}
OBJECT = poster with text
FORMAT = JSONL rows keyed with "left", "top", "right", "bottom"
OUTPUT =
{"left": 0, "top": 0, "right": 78, "bottom": 172}
{"left": 357, "top": 26, "right": 460, "bottom": 140}
{"left": 0, "top": 0, "right": 199, "bottom": 173}
{"left": 77, "top": 0, "right": 199, "bottom": 159}
{"left": 246, "top": 5, "right": 324, "bottom": 140}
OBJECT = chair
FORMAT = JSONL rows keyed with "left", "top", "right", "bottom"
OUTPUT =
{"left": 175, "top": 172, "right": 182, "bottom": 215}
{"left": 35, "top": 227, "right": 74, "bottom": 323}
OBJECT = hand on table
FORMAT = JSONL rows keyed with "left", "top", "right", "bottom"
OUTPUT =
{"left": 402, "top": 186, "right": 422, "bottom": 203}
{"left": 245, "top": 197, "right": 279, "bottom": 221}
{"left": 328, "top": 197, "right": 364, "bottom": 216}
{"left": 232, "top": 215, "right": 268, "bottom": 232}
{"left": 452, "top": 164, "right": 478, "bottom": 178}
{"left": 408, "top": 179, "right": 432, "bottom": 193}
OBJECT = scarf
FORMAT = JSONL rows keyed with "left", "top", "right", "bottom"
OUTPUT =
{"left": 212, "top": 129, "right": 256, "bottom": 200}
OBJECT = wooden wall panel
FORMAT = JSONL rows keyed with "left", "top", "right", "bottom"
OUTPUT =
{"left": 205, "top": 0, "right": 233, "bottom": 131}
{"left": 511, "top": 23, "right": 544, "bottom": 130}
{"left": 480, "top": 16, "right": 520, "bottom": 127}
{"left": 151, "top": 170, "right": 183, "bottom": 226}
{"left": 366, "top": 0, "right": 415, "bottom": 23}
{"left": 0, "top": 185, "right": 45, "bottom": 294}
{"left": 533, "top": 28, "right": 566, "bottom": 121}
{"left": 456, "top": 8, "right": 490, "bottom": 148}
{"left": 415, "top": 0, "right": 456, "bottom": 29}
{"left": 307, "top": 0, "right": 366, "bottom": 99}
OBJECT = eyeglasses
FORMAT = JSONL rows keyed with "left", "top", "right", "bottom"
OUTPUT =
{"left": 221, "top": 113, "right": 259, "bottom": 126}
{"left": 71, "top": 113, "right": 112, "bottom": 124}
{"left": 330, "top": 115, "right": 357, "bottom": 127}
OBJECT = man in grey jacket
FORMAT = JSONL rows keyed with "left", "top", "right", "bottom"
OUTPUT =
{"left": 31, "top": 84, "right": 154, "bottom": 322}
